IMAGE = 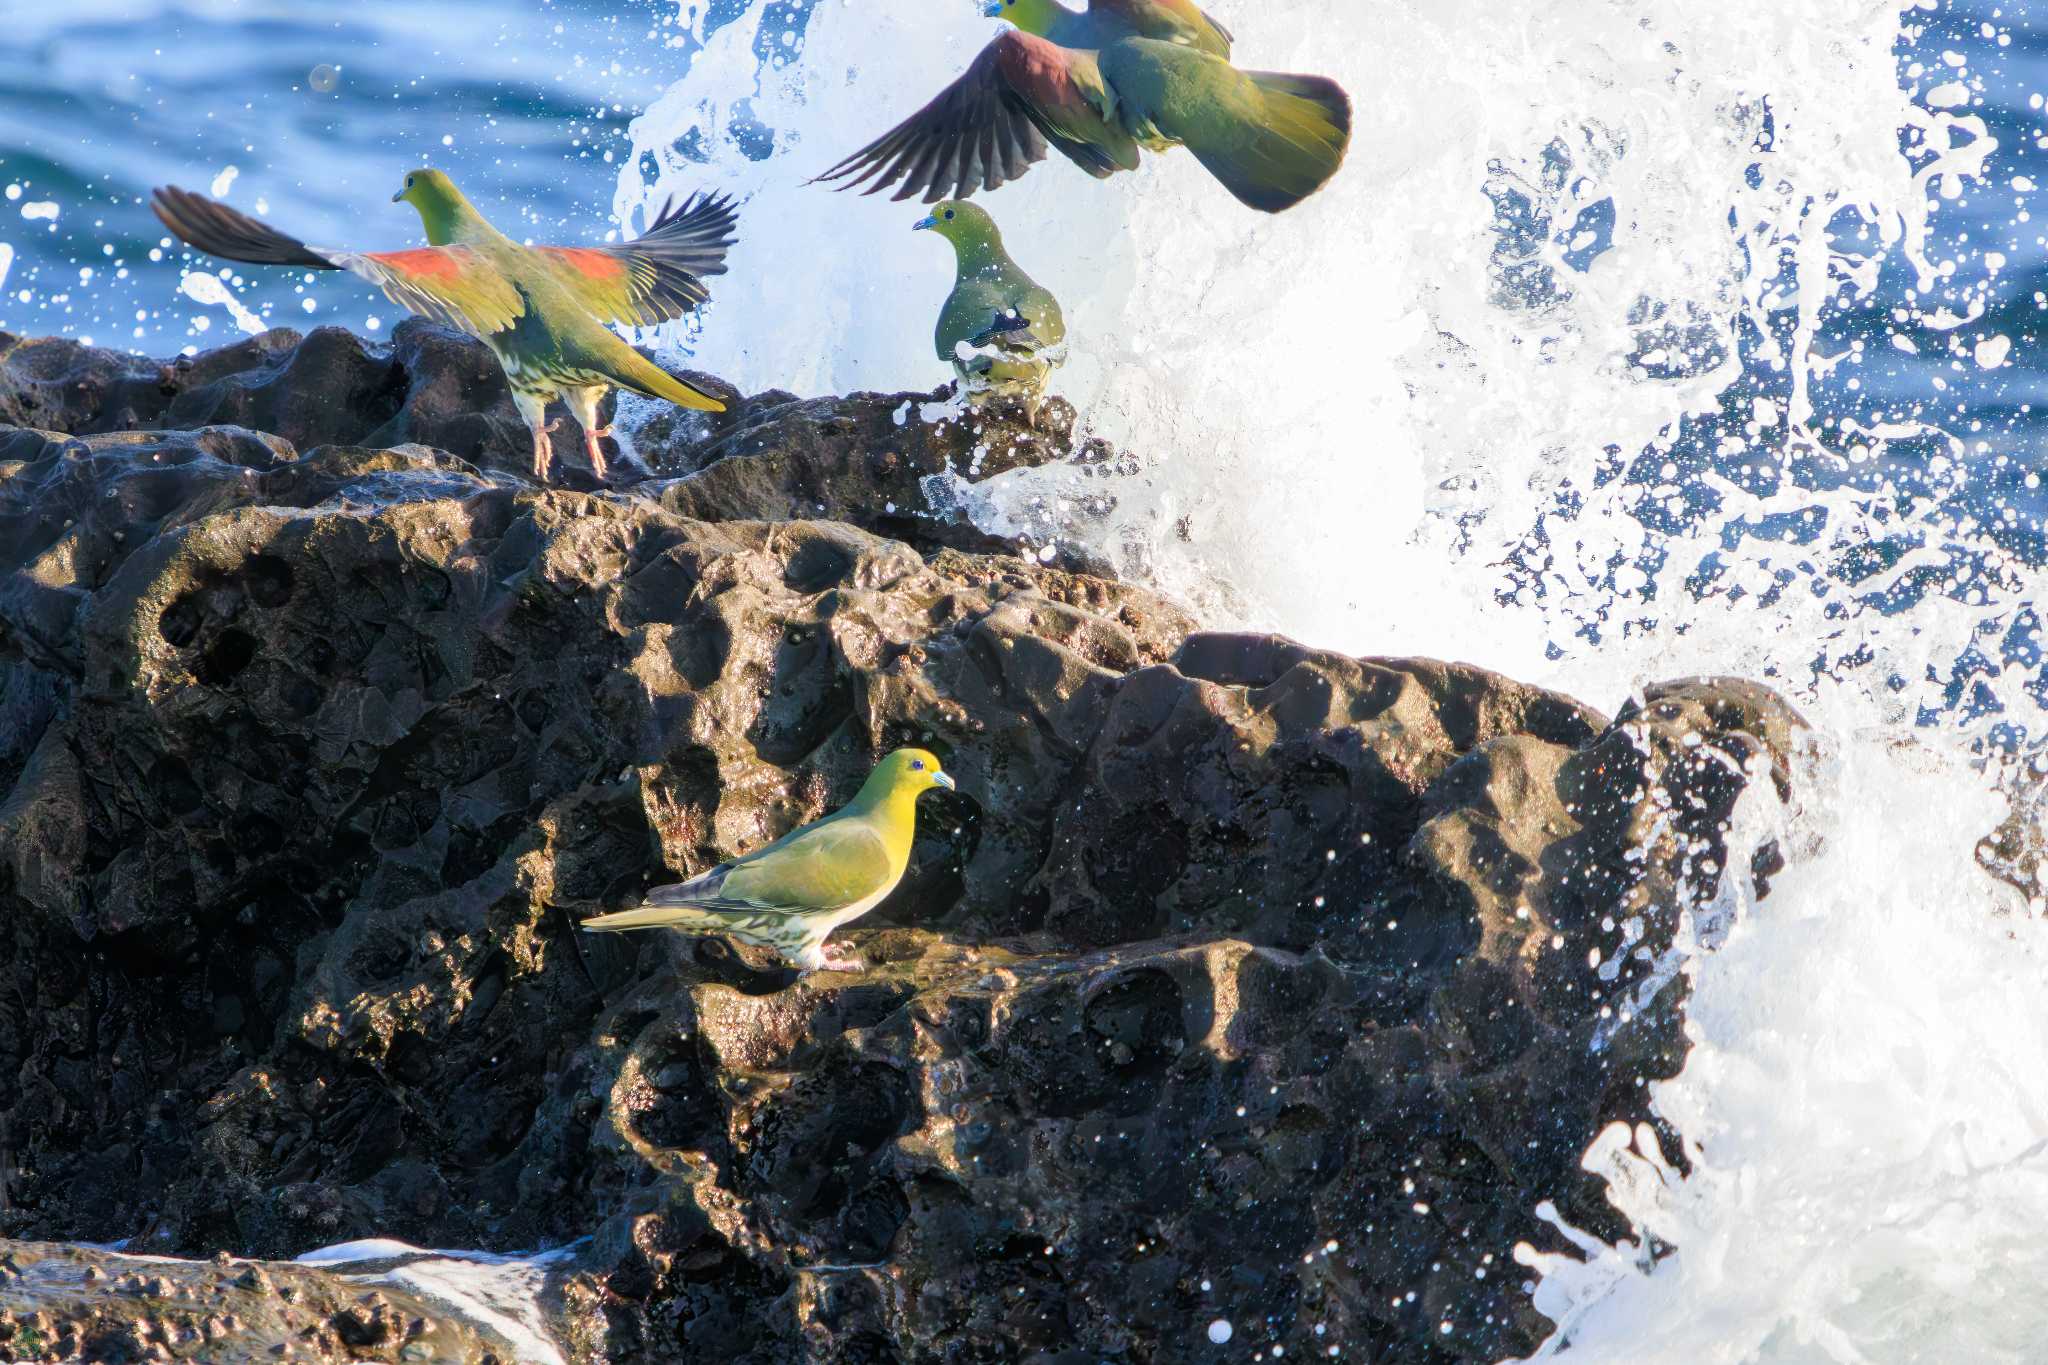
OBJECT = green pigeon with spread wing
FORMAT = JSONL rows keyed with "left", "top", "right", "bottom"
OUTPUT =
{"left": 917, "top": 200, "right": 1066, "bottom": 422}
{"left": 816, "top": 2, "right": 1348, "bottom": 213}
{"left": 151, "top": 169, "right": 736, "bottom": 483}
{"left": 580, "top": 749, "right": 957, "bottom": 974}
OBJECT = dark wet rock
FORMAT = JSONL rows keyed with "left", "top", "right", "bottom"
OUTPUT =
{"left": 0, "top": 1240, "right": 515, "bottom": 1363}
{"left": 1974, "top": 754, "right": 2048, "bottom": 911}
{"left": 0, "top": 329, "right": 1811, "bottom": 1362}
{"left": 642, "top": 386, "right": 1098, "bottom": 565}
{"left": 0, "top": 323, "right": 1083, "bottom": 553}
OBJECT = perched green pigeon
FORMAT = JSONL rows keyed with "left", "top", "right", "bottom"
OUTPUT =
{"left": 994, "top": 0, "right": 1232, "bottom": 59}
{"left": 580, "top": 749, "right": 957, "bottom": 973}
{"left": 917, "top": 200, "right": 1066, "bottom": 421}
{"left": 816, "top": 4, "right": 1348, "bottom": 213}
{"left": 150, "top": 169, "right": 737, "bottom": 482}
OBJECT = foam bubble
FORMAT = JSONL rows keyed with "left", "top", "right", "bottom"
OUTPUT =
{"left": 178, "top": 271, "right": 265, "bottom": 336}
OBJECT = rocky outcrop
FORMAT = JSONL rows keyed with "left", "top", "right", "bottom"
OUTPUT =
{"left": 0, "top": 1241, "right": 521, "bottom": 1364}
{"left": 0, "top": 324, "right": 1090, "bottom": 562}
{"left": 0, "top": 328, "right": 1808, "bottom": 1362}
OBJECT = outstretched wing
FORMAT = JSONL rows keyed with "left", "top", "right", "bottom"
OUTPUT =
{"left": 148, "top": 185, "right": 337, "bottom": 268}
{"left": 814, "top": 32, "right": 1122, "bottom": 203}
{"left": 536, "top": 191, "right": 739, "bottom": 328}
{"left": 151, "top": 186, "right": 524, "bottom": 338}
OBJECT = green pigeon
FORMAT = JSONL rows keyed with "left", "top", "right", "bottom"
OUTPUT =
{"left": 150, "top": 169, "right": 737, "bottom": 483}
{"left": 916, "top": 200, "right": 1066, "bottom": 422}
{"left": 580, "top": 749, "right": 957, "bottom": 973}
{"left": 816, "top": 5, "right": 1349, "bottom": 213}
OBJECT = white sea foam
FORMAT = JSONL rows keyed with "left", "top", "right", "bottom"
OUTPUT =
{"left": 295, "top": 1238, "right": 579, "bottom": 1365}
{"left": 614, "top": 0, "right": 2048, "bottom": 1357}
{"left": 178, "top": 269, "right": 266, "bottom": 336}
{"left": 1515, "top": 727, "right": 2048, "bottom": 1364}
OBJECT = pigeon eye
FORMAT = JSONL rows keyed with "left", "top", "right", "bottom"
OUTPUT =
{"left": 943, "top": 209, "right": 955, "bottom": 220}
{"left": 911, "top": 758, "right": 926, "bottom": 771}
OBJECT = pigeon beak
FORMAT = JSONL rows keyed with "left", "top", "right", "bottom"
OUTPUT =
{"left": 982, "top": 0, "right": 1004, "bottom": 16}
{"left": 913, "top": 216, "right": 937, "bottom": 231}
{"left": 391, "top": 190, "right": 405, "bottom": 203}
{"left": 933, "top": 771, "right": 956, "bottom": 791}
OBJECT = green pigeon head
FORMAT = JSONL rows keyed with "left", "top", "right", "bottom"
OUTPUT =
{"left": 983, "top": 0, "right": 1068, "bottom": 33}
{"left": 391, "top": 167, "right": 478, "bottom": 244}
{"left": 858, "top": 747, "right": 957, "bottom": 804}
{"left": 914, "top": 200, "right": 1002, "bottom": 251}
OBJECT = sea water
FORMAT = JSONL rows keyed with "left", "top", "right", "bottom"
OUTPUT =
{"left": 11, "top": 0, "right": 2048, "bottom": 1358}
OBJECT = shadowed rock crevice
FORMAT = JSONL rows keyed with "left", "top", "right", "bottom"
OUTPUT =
{"left": 0, "top": 328, "right": 1812, "bottom": 1363}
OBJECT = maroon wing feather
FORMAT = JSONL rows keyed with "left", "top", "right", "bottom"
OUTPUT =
{"left": 814, "top": 33, "right": 1115, "bottom": 203}
{"left": 151, "top": 186, "right": 338, "bottom": 269}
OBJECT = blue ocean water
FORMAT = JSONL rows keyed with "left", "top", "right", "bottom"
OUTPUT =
{"left": 0, "top": 0, "right": 803, "bottom": 343}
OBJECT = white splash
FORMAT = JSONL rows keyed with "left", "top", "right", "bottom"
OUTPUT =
{"left": 0, "top": 242, "right": 13, "bottom": 293}
{"left": 617, "top": 0, "right": 1989, "bottom": 664}
{"left": 210, "top": 163, "right": 240, "bottom": 198}
{"left": 296, "top": 1238, "right": 578, "bottom": 1365}
{"left": 1514, "top": 727, "right": 2048, "bottom": 1364}
{"left": 615, "top": 1, "right": 2048, "bottom": 1358}
{"left": 178, "top": 270, "right": 266, "bottom": 336}
{"left": 19, "top": 201, "right": 57, "bottom": 222}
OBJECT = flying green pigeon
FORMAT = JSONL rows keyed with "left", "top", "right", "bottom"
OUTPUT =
{"left": 815, "top": 7, "right": 1349, "bottom": 213}
{"left": 580, "top": 749, "right": 957, "bottom": 973}
{"left": 993, "top": 0, "right": 1232, "bottom": 59}
{"left": 917, "top": 200, "right": 1066, "bottom": 422}
{"left": 150, "top": 170, "right": 737, "bottom": 482}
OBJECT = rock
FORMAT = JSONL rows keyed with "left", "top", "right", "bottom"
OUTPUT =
{"left": 0, "top": 323, "right": 1084, "bottom": 555}
{"left": 0, "top": 1240, "right": 513, "bottom": 1363}
{"left": 0, "top": 323, "right": 571, "bottom": 476}
{"left": 0, "top": 328, "right": 1810, "bottom": 1362}
{"left": 641, "top": 386, "right": 1099, "bottom": 564}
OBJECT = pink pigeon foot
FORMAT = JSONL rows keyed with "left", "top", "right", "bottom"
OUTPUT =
{"left": 816, "top": 942, "right": 867, "bottom": 973}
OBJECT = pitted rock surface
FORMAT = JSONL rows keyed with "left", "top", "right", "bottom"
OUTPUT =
{"left": 0, "top": 323, "right": 1087, "bottom": 559}
{"left": 0, "top": 330, "right": 1809, "bottom": 1363}
{"left": 0, "top": 1240, "right": 518, "bottom": 1364}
